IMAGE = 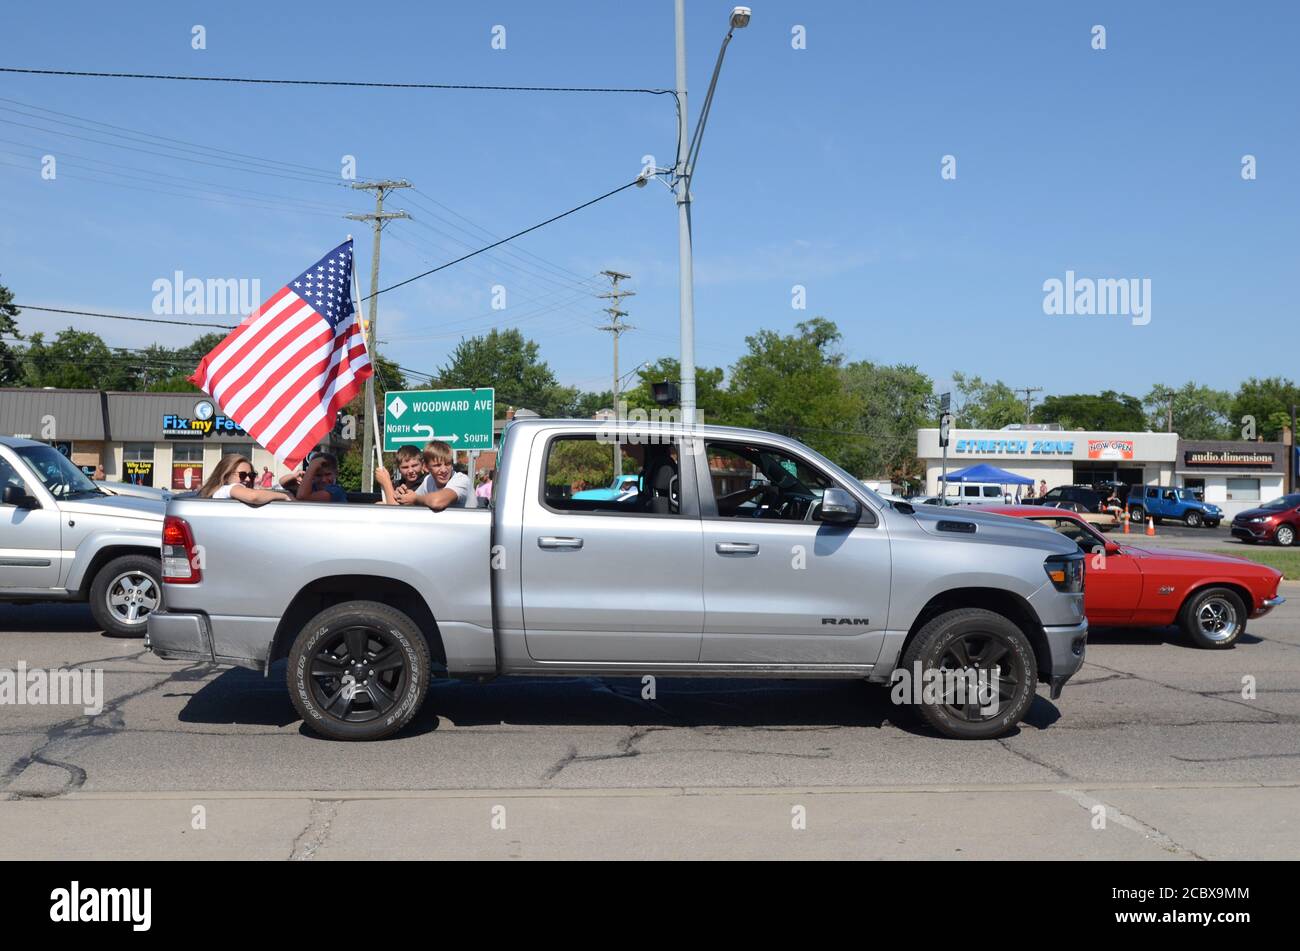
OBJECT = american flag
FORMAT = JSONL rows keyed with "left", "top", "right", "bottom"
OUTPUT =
{"left": 188, "top": 239, "right": 371, "bottom": 468}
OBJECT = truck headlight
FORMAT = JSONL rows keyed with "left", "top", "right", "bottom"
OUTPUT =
{"left": 1044, "top": 553, "right": 1085, "bottom": 593}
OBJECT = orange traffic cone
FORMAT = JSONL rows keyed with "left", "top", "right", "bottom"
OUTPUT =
{"left": 1145, "top": 517, "right": 1156, "bottom": 537}
{"left": 1122, "top": 507, "right": 1130, "bottom": 533}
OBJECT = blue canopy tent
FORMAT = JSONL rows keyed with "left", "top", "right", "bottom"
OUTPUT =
{"left": 942, "top": 463, "right": 1034, "bottom": 485}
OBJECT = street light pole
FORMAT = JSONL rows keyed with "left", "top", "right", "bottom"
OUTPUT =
{"left": 673, "top": 0, "right": 696, "bottom": 426}
{"left": 673, "top": 3, "right": 750, "bottom": 426}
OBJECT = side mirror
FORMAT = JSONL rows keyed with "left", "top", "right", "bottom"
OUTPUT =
{"left": 2, "top": 484, "right": 37, "bottom": 509}
{"left": 819, "top": 487, "right": 860, "bottom": 524}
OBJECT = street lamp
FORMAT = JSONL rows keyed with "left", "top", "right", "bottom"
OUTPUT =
{"left": 673, "top": 2, "right": 750, "bottom": 425}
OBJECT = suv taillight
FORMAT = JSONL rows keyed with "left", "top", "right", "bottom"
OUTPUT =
{"left": 162, "top": 515, "right": 201, "bottom": 584}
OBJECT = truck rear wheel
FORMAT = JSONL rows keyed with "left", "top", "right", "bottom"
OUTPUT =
{"left": 89, "top": 554, "right": 162, "bottom": 637}
{"left": 897, "top": 608, "right": 1038, "bottom": 740}
{"left": 1129, "top": 506, "right": 1145, "bottom": 523}
{"left": 287, "top": 601, "right": 431, "bottom": 741}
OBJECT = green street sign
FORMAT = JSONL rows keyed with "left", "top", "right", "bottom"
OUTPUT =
{"left": 383, "top": 387, "right": 495, "bottom": 452}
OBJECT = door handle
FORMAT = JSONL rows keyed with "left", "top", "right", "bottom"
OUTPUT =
{"left": 715, "top": 542, "right": 760, "bottom": 555}
{"left": 538, "top": 536, "right": 584, "bottom": 550}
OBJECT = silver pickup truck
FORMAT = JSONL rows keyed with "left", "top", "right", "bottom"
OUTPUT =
{"left": 148, "top": 418, "right": 1088, "bottom": 740}
{"left": 2, "top": 436, "right": 165, "bottom": 636}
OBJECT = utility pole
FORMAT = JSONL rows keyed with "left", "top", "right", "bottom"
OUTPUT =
{"left": 597, "top": 270, "right": 635, "bottom": 476}
{"left": 346, "top": 180, "right": 411, "bottom": 492}
{"left": 1291, "top": 403, "right": 1298, "bottom": 494}
{"left": 1014, "top": 386, "right": 1042, "bottom": 426}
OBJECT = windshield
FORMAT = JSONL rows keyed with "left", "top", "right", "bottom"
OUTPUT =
{"left": 1260, "top": 494, "right": 1300, "bottom": 511}
{"left": 13, "top": 445, "right": 103, "bottom": 500}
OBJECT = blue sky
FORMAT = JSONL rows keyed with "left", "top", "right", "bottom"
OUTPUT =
{"left": 1, "top": 1, "right": 1296, "bottom": 403}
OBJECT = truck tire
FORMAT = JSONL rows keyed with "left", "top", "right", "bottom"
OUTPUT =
{"left": 1129, "top": 505, "right": 1145, "bottom": 523}
{"left": 1184, "top": 510, "right": 1202, "bottom": 528}
{"left": 897, "top": 608, "right": 1038, "bottom": 740}
{"left": 1179, "top": 587, "right": 1246, "bottom": 649}
{"left": 89, "top": 553, "right": 162, "bottom": 637}
{"left": 287, "top": 601, "right": 431, "bottom": 741}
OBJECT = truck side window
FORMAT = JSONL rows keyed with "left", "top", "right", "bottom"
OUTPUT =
{"left": 0, "top": 457, "right": 25, "bottom": 495}
{"left": 705, "top": 440, "right": 832, "bottom": 521}
{"left": 542, "top": 435, "right": 679, "bottom": 516}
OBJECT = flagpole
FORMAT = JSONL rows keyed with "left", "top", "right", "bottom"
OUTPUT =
{"left": 349, "top": 248, "right": 384, "bottom": 481}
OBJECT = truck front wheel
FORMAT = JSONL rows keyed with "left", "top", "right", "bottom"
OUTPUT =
{"left": 89, "top": 554, "right": 162, "bottom": 637}
{"left": 288, "top": 601, "right": 431, "bottom": 741}
{"left": 1184, "top": 510, "right": 1202, "bottom": 528}
{"left": 897, "top": 608, "right": 1038, "bottom": 740}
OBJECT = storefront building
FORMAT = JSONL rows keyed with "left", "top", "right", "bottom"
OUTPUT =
{"left": 1176, "top": 440, "right": 1287, "bottom": 518}
{"left": 916, "top": 428, "right": 1180, "bottom": 495}
{"left": 0, "top": 388, "right": 296, "bottom": 489}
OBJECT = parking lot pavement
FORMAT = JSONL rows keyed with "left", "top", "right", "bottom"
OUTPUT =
{"left": 0, "top": 596, "right": 1297, "bottom": 859}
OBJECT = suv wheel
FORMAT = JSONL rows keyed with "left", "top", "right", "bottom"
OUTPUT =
{"left": 89, "top": 554, "right": 162, "bottom": 637}
{"left": 1129, "top": 505, "right": 1145, "bottom": 523}
{"left": 1184, "top": 510, "right": 1203, "bottom": 528}
{"left": 897, "top": 608, "right": 1038, "bottom": 740}
{"left": 1179, "top": 587, "right": 1246, "bottom": 649}
{"left": 1276, "top": 524, "right": 1296, "bottom": 547}
{"left": 287, "top": 600, "right": 431, "bottom": 740}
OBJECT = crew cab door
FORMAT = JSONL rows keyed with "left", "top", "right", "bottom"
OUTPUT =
{"left": 694, "top": 438, "right": 891, "bottom": 666}
{"left": 0, "top": 450, "right": 62, "bottom": 590}
{"left": 520, "top": 432, "right": 704, "bottom": 662}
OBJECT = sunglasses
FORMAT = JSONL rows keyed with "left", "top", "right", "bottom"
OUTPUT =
{"left": 236, "top": 470, "right": 256, "bottom": 483}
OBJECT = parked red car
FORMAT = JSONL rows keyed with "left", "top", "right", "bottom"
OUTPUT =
{"left": 1231, "top": 493, "right": 1300, "bottom": 547}
{"left": 981, "top": 505, "right": 1285, "bottom": 649}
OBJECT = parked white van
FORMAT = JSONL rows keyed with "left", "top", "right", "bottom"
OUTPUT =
{"left": 942, "top": 482, "right": 1013, "bottom": 506}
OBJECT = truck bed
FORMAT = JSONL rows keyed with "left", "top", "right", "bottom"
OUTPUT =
{"left": 158, "top": 497, "right": 494, "bottom": 671}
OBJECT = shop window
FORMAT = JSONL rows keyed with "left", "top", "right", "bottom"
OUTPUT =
{"left": 170, "top": 443, "right": 204, "bottom": 491}
{"left": 122, "top": 443, "right": 155, "bottom": 487}
{"left": 1226, "top": 478, "right": 1260, "bottom": 501}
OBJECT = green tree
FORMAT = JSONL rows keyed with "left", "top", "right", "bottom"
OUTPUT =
{"left": 19, "top": 329, "right": 118, "bottom": 389}
{"left": 840, "top": 361, "right": 935, "bottom": 481}
{"left": 1142, "top": 383, "right": 1233, "bottom": 439}
{"left": 728, "top": 317, "right": 863, "bottom": 461}
{"left": 0, "top": 277, "right": 20, "bottom": 385}
{"left": 1036, "top": 391, "right": 1145, "bottom": 431}
{"left": 435, "top": 328, "right": 573, "bottom": 417}
{"left": 950, "top": 372, "right": 1025, "bottom": 429}
{"left": 1231, "top": 377, "right": 1300, "bottom": 440}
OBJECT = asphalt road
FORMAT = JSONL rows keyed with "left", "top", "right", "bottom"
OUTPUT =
{"left": 1, "top": 594, "right": 1298, "bottom": 859}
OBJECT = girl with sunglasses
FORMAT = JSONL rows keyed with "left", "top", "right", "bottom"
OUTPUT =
{"left": 198, "top": 453, "right": 288, "bottom": 505}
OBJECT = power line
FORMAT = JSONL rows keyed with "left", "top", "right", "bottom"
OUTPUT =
{"left": 11, "top": 304, "right": 236, "bottom": 329}
{"left": 0, "top": 96, "right": 346, "bottom": 179}
{"left": 365, "top": 178, "right": 646, "bottom": 301}
{"left": 0, "top": 67, "right": 673, "bottom": 96}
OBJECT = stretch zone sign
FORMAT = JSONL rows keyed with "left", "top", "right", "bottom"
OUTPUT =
{"left": 384, "top": 388, "right": 495, "bottom": 451}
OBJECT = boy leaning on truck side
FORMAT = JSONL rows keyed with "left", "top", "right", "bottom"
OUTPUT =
{"left": 375, "top": 440, "right": 473, "bottom": 510}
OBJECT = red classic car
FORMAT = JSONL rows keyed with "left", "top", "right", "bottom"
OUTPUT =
{"left": 980, "top": 505, "right": 1285, "bottom": 649}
